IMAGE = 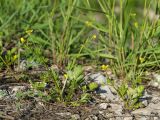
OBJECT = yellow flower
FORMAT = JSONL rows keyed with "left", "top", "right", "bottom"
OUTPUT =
{"left": 139, "top": 57, "right": 145, "bottom": 63}
{"left": 20, "top": 37, "right": 25, "bottom": 43}
{"left": 134, "top": 22, "right": 138, "bottom": 28}
{"left": 13, "top": 55, "right": 18, "bottom": 60}
{"left": 85, "top": 21, "right": 92, "bottom": 27}
{"left": 92, "top": 34, "right": 97, "bottom": 39}
{"left": 101, "top": 64, "right": 109, "bottom": 71}
{"left": 26, "top": 29, "right": 33, "bottom": 35}
{"left": 64, "top": 74, "right": 68, "bottom": 79}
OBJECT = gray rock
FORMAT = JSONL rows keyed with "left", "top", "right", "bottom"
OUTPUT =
{"left": 90, "top": 73, "right": 119, "bottom": 102}
{"left": 140, "top": 91, "right": 150, "bottom": 107}
{"left": 97, "top": 85, "right": 116, "bottom": 101}
{"left": 142, "top": 100, "right": 148, "bottom": 107}
{"left": 90, "top": 73, "right": 107, "bottom": 85}
{"left": 108, "top": 104, "right": 123, "bottom": 116}
{"left": 132, "top": 108, "right": 151, "bottom": 115}
{"left": 132, "top": 102, "right": 160, "bottom": 116}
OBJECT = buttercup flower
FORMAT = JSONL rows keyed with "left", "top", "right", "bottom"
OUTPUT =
{"left": 64, "top": 74, "right": 68, "bottom": 79}
{"left": 92, "top": 34, "right": 97, "bottom": 39}
{"left": 20, "top": 37, "right": 25, "bottom": 43}
{"left": 101, "top": 64, "right": 109, "bottom": 71}
{"left": 85, "top": 21, "right": 92, "bottom": 27}
{"left": 13, "top": 54, "right": 18, "bottom": 60}
{"left": 134, "top": 22, "right": 138, "bottom": 28}
{"left": 139, "top": 57, "right": 145, "bottom": 63}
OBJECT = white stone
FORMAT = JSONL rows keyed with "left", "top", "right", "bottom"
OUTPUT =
{"left": 71, "top": 114, "right": 80, "bottom": 120}
{"left": 99, "top": 103, "right": 108, "bottom": 110}
{"left": 153, "top": 117, "right": 159, "bottom": 120}
{"left": 152, "top": 82, "right": 159, "bottom": 87}
{"left": 10, "top": 86, "right": 26, "bottom": 93}
{"left": 153, "top": 73, "right": 160, "bottom": 83}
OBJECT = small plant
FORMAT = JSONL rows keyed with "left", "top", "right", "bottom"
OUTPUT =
{"left": 0, "top": 47, "right": 17, "bottom": 70}
{"left": 17, "top": 65, "right": 91, "bottom": 105}
{"left": 62, "top": 65, "right": 85, "bottom": 101}
{"left": 116, "top": 83, "right": 144, "bottom": 110}
{"left": 88, "top": 82, "right": 99, "bottom": 91}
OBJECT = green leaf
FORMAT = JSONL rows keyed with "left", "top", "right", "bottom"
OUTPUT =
{"left": 98, "top": 53, "right": 117, "bottom": 60}
{"left": 80, "top": 93, "right": 91, "bottom": 103}
{"left": 88, "top": 82, "right": 99, "bottom": 91}
{"left": 28, "top": 35, "right": 50, "bottom": 46}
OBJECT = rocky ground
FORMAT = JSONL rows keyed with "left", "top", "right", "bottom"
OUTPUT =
{"left": 0, "top": 67, "right": 160, "bottom": 120}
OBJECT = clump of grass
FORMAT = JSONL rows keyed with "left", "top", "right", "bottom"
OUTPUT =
{"left": 81, "top": 0, "right": 160, "bottom": 109}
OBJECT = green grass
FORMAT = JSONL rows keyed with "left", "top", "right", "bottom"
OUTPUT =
{"left": 0, "top": 0, "right": 160, "bottom": 108}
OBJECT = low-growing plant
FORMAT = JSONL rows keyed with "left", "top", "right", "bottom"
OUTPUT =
{"left": 116, "top": 83, "right": 144, "bottom": 110}
{"left": 17, "top": 65, "right": 91, "bottom": 105}
{"left": 88, "top": 82, "right": 99, "bottom": 91}
{"left": 0, "top": 47, "right": 17, "bottom": 70}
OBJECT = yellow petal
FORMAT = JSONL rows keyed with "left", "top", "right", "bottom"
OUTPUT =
{"left": 13, "top": 55, "right": 18, "bottom": 60}
{"left": 92, "top": 35, "right": 97, "bottom": 39}
{"left": 85, "top": 21, "right": 92, "bottom": 27}
{"left": 20, "top": 37, "right": 25, "bottom": 43}
{"left": 101, "top": 65, "right": 109, "bottom": 70}
{"left": 64, "top": 74, "right": 68, "bottom": 79}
